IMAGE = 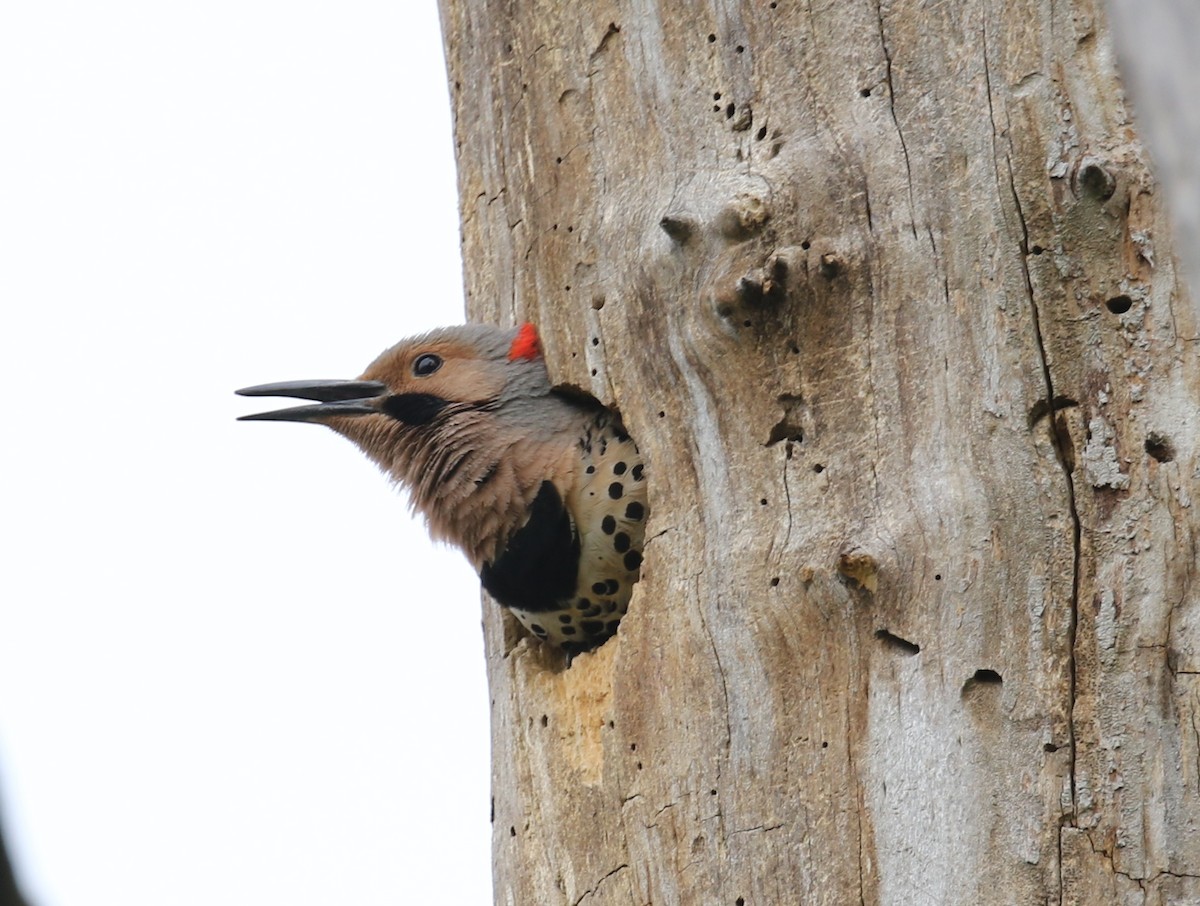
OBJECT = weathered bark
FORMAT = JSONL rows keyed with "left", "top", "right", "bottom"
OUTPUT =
{"left": 439, "top": 0, "right": 1200, "bottom": 903}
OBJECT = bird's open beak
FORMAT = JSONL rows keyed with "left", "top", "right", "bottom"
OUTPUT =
{"left": 235, "top": 380, "right": 389, "bottom": 423}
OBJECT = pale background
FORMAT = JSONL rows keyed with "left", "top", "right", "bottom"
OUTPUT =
{"left": 0, "top": 1, "right": 493, "bottom": 903}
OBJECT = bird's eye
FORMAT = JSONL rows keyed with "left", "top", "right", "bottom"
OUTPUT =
{"left": 412, "top": 353, "right": 442, "bottom": 377}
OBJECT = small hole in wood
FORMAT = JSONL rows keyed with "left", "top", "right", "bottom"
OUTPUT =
{"left": 591, "top": 337, "right": 600, "bottom": 346}
{"left": 756, "top": 125, "right": 768, "bottom": 141}
{"left": 875, "top": 629, "right": 920, "bottom": 656}
{"left": 769, "top": 577, "right": 780, "bottom": 587}
{"left": 743, "top": 319, "right": 752, "bottom": 327}
{"left": 540, "top": 714, "right": 548, "bottom": 727}
{"left": 713, "top": 91, "right": 722, "bottom": 100}
{"left": 710, "top": 788, "right": 718, "bottom": 796}
{"left": 630, "top": 743, "right": 637, "bottom": 751}
{"left": 725, "top": 103, "right": 736, "bottom": 118}
{"left": 707, "top": 33, "right": 717, "bottom": 43}
{"left": 555, "top": 156, "right": 563, "bottom": 164}
{"left": 713, "top": 105, "right": 721, "bottom": 112}
{"left": 1044, "top": 743, "right": 1059, "bottom": 753}
{"left": 821, "top": 741, "right": 828, "bottom": 748}
{"left": 1105, "top": 295, "right": 1133, "bottom": 314}
{"left": 971, "top": 669, "right": 1003, "bottom": 685}
{"left": 1145, "top": 432, "right": 1174, "bottom": 462}
{"left": 736, "top": 899, "right": 746, "bottom": 906}
{"left": 510, "top": 826, "right": 516, "bottom": 836}
{"left": 800, "top": 240, "right": 811, "bottom": 250}
{"left": 590, "top": 368, "right": 597, "bottom": 376}
{"left": 759, "top": 498, "right": 768, "bottom": 506}
{"left": 934, "top": 574, "right": 942, "bottom": 581}
{"left": 812, "top": 463, "right": 825, "bottom": 473}
{"left": 1031, "top": 245, "right": 1044, "bottom": 255}
{"left": 1078, "top": 162, "right": 1116, "bottom": 200}
{"left": 860, "top": 87, "right": 871, "bottom": 97}
{"left": 735, "top": 45, "right": 744, "bottom": 54}
{"left": 636, "top": 761, "right": 643, "bottom": 770}
{"left": 658, "top": 410, "right": 666, "bottom": 419}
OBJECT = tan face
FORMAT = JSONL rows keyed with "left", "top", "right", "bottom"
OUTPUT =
{"left": 360, "top": 336, "right": 508, "bottom": 408}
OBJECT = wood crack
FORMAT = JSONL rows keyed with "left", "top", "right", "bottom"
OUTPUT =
{"left": 1004, "top": 145, "right": 1081, "bottom": 821}
{"left": 872, "top": 0, "right": 918, "bottom": 239}
{"left": 571, "top": 863, "right": 630, "bottom": 906}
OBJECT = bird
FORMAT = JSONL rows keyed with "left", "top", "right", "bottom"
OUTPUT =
{"left": 237, "top": 322, "right": 647, "bottom": 654}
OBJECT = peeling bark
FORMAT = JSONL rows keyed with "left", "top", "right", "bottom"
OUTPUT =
{"left": 439, "top": 0, "right": 1200, "bottom": 902}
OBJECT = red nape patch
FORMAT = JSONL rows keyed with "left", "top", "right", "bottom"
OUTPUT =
{"left": 508, "top": 322, "right": 542, "bottom": 361}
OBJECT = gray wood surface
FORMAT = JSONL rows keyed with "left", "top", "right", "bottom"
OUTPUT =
{"left": 440, "top": 0, "right": 1200, "bottom": 901}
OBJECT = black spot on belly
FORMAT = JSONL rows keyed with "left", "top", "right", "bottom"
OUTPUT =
{"left": 613, "top": 462, "right": 627, "bottom": 475}
{"left": 601, "top": 515, "right": 616, "bottom": 534}
{"left": 530, "top": 623, "right": 547, "bottom": 637}
{"left": 605, "top": 578, "right": 619, "bottom": 594}
{"left": 592, "top": 582, "right": 607, "bottom": 595}
{"left": 586, "top": 465, "right": 596, "bottom": 474}
{"left": 559, "top": 614, "right": 573, "bottom": 623}
{"left": 623, "top": 551, "right": 643, "bottom": 571}
{"left": 614, "top": 532, "right": 630, "bottom": 553}
{"left": 608, "top": 482, "right": 624, "bottom": 499}
{"left": 625, "top": 501, "right": 645, "bottom": 521}
{"left": 631, "top": 464, "right": 644, "bottom": 481}
{"left": 580, "top": 620, "right": 604, "bottom": 636}
{"left": 576, "top": 597, "right": 592, "bottom": 611}
{"left": 561, "top": 625, "right": 577, "bottom": 635}
{"left": 606, "top": 619, "right": 621, "bottom": 634}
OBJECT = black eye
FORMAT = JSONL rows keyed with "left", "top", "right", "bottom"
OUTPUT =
{"left": 412, "top": 353, "right": 442, "bottom": 377}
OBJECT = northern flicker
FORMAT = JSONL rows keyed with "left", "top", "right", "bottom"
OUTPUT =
{"left": 237, "top": 323, "right": 647, "bottom": 654}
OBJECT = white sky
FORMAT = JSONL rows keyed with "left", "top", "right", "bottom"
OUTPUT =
{"left": 0, "top": 2, "right": 492, "bottom": 903}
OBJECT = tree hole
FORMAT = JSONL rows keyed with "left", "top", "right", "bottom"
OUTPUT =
{"left": 860, "top": 87, "right": 872, "bottom": 97}
{"left": 707, "top": 33, "right": 717, "bottom": 43}
{"left": 1077, "top": 162, "right": 1116, "bottom": 200}
{"left": 769, "top": 577, "right": 780, "bottom": 587}
{"left": 540, "top": 714, "right": 548, "bottom": 727}
{"left": 962, "top": 669, "right": 1003, "bottom": 696}
{"left": 756, "top": 125, "right": 768, "bottom": 140}
{"left": 725, "top": 103, "right": 736, "bottom": 118}
{"left": 1145, "top": 432, "right": 1174, "bottom": 462}
{"left": 1105, "top": 294, "right": 1132, "bottom": 314}
{"left": 812, "top": 463, "right": 825, "bottom": 473}
{"left": 875, "top": 629, "right": 920, "bottom": 656}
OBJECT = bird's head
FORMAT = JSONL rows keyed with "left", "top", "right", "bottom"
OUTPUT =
{"left": 238, "top": 322, "right": 588, "bottom": 560}
{"left": 237, "top": 322, "right": 562, "bottom": 471}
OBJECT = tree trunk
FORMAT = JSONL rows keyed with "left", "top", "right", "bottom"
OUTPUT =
{"left": 438, "top": 0, "right": 1199, "bottom": 903}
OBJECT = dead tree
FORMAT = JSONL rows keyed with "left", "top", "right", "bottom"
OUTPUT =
{"left": 439, "top": 0, "right": 1200, "bottom": 902}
